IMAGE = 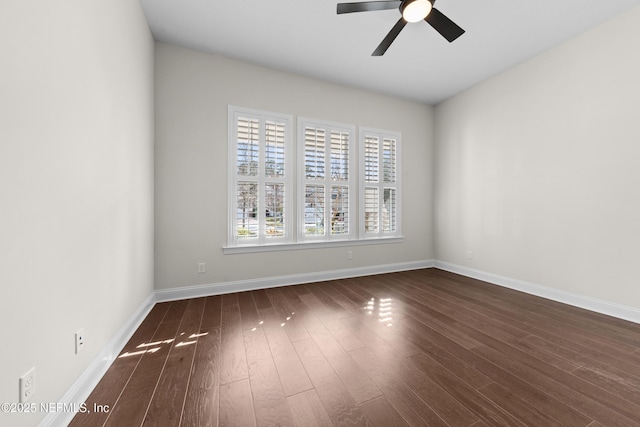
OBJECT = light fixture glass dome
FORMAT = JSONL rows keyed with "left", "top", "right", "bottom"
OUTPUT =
{"left": 401, "top": 0, "right": 432, "bottom": 23}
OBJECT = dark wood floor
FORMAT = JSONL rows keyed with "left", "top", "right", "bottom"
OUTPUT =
{"left": 70, "top": 269, "right": 640, "bottom": 426}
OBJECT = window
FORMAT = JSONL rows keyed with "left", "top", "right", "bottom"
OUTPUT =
{"left": 228, "top": 107, "right": 293, "bottom": 246}
{"left": 298, "top": 118, "right": 356, "bottom": 241}
{"left": 360, "top": 127, "right": 401, "bottom": 238}
{"left": 227, "top": 106, "right": 401, "bottom": 251}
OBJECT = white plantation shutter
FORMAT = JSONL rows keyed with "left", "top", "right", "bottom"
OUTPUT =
{"left": 229, "top": 107, "right": 293, "bottom": 246}
{"left": 299, "top": 119, "right": 355, "bottom": 241}
{"left": 360, "top": 128, "right": 401, "bottom": 237}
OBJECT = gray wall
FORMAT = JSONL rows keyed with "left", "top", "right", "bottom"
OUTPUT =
{"left": 434, "top": 6, "right": 640, "bottom": 309}
{"left": 154, "top": 43, "right": 435, "bottom": 290}
{"left": 0, "top": 1, "right": 154, "bottom": 425}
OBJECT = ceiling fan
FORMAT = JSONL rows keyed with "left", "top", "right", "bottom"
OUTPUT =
{"left": 337, "top": 0, "right": 465, "bottom": 56}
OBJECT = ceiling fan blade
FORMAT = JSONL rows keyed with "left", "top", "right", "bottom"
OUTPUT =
{"left": 425, "top": 7, "right": 465, "bottom": 42}
{"left": 337, "top": 1, "right": 401, "bottom": 14}
{"left": 372, "top": 17, "right": 406, "bottom": 56}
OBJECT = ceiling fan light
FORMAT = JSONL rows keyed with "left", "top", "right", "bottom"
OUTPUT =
{"left": 401, "top": 0, "right": 432, "bottom": 23}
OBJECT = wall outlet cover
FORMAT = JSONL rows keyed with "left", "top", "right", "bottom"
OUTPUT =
{"left": 19, "top": 367, "right": 36, "bottom": 403}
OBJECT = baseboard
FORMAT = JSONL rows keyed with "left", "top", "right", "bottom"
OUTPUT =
{"left": 435, "top": 261, "right": 640, "bottom": 325}
{"left": 156, "top": 259, "right": 435, "bottom": 302}
{"left": 40, "top": 292, "right": 157, "bottom": 427}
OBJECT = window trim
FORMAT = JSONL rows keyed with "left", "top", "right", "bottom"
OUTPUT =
{"left": 223, "top": 236, "right": 404, "bottom": 254}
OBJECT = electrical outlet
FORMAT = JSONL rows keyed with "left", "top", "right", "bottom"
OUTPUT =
{"left": 19, "top": 367, "right": 36, "bottom": 403}
{"left": 197, "top": 262, "right": 206, "bottom": 274}
{"left": 347, "top": 251, "right": 353, "bottom": 260}
{"left": 466, "top": 251, "right": 473, "bottom": 260}
{"left": 75, "top": 329, "right": 85, "bottom": 354}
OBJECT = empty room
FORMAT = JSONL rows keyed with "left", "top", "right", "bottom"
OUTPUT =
{"left": 2, "top": 0, "right": 640, "bottom": 426}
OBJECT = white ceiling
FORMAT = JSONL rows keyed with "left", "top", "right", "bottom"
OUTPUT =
{"left": 140, "top": 0, "right": 640, "bottom": 105}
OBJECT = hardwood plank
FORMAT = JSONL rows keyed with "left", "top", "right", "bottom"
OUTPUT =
{"left": 322, "top": 317, "right": 366, "bottom": 352}
{"left": 402, "top": 318, "right": 593, "bottom": 426}
{"left": 259, "top": 308, "right": 313, "bottom": 397}
{"left": 243, "top": 327, "right": 294, "bottom": 427}
{"left": 464, "top": 319, "right": 640, "bottom": 427}
{"left": 514, "top": 334, "right": 581, "bottom": 373}
{"left": 301, "top": 284, "right": 351, "bottom": 320}
{"left": 572, "top": 365, "right": 640, "bottom": 406}
{"left": 396, "top": 355, "right": 479, "bottom": 426}
{"left": 69, "top": 355, "right": 142, "bottom": 427}
{"left": 477, "top": 382, "right": 565, "bottom": 427}
{"left": 219, "top": 379, "right": 256, "bottom": 427}
{"left": 265, "top": 287, "right": 311, "bottom": 342}
{"left": 124, "top": 303, "right": 173, "bottom": 351}
{"left": 302, "top": 314, "right": 382, "bottom": 404}
{"left": 287, "top": 390, "right": 332, "bottom": 427}
{"left": 293, "top": 338, "right": 369, "bottom": 425}
{"left": 340, "top": 315, "right": 418, "bottom": 360}
{"left": 181, "top": 328, "right": 221, "bottom": 427}
{"left": 522, "top": 333, "right": 640, "bottom": 380}
{"left": 393, "top": 317, "right": 494, "bottom": 390}
{"left": 330, "top": 285, "right": 421, "bottom": 357}
{"left": 142, "top": 340, "right": 197, "bottom": 426}
{"left": 320, "top": 280, "right": 365, "bottom": 317}
{"left": 221, "top": 292, "right": 239, "bottom": 307}
{"left": 358, "top": 396, "right": 410, "bottom": 427}
{"left": 219, "top": 303, "right": 248, "bottom": 384}
{"left": 143, "top": 298, "right": 205, "bottom": 426}
{"left": 238, "top": 291, "right": 261, "bottom": 331}
{"left": 471, "top": 343, "right": 637, "bottom": 427}
{"left": 251, "top": 289, "right": 273, "bottom": 310}
{"left": 349, "top": 347, "right": 449, "bottom": 427}
{"left": 407, "top": 352, "right": 527, "bottom": 427}
{"left": 162, "top": 300, "right": 189, "bottom": 324}
{"left": 102, "top": 306, "right": 184, "bottom": 426}
{"left": 200, "top": 295, "right": 222, "bottom": 332}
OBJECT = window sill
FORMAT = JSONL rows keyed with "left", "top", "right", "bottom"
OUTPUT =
{"left": 223, "top": 236, "right": 404, "bottom": 255}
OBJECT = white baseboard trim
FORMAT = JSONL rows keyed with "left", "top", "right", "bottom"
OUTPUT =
{"left": 435, "top": 261, "right": 640, "bottom": 325}
{"left": 40, "top": 292, "right": 157, "bottom": 427}
{"left": 156, "top": 260, "right": 435, "bottom": 302}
